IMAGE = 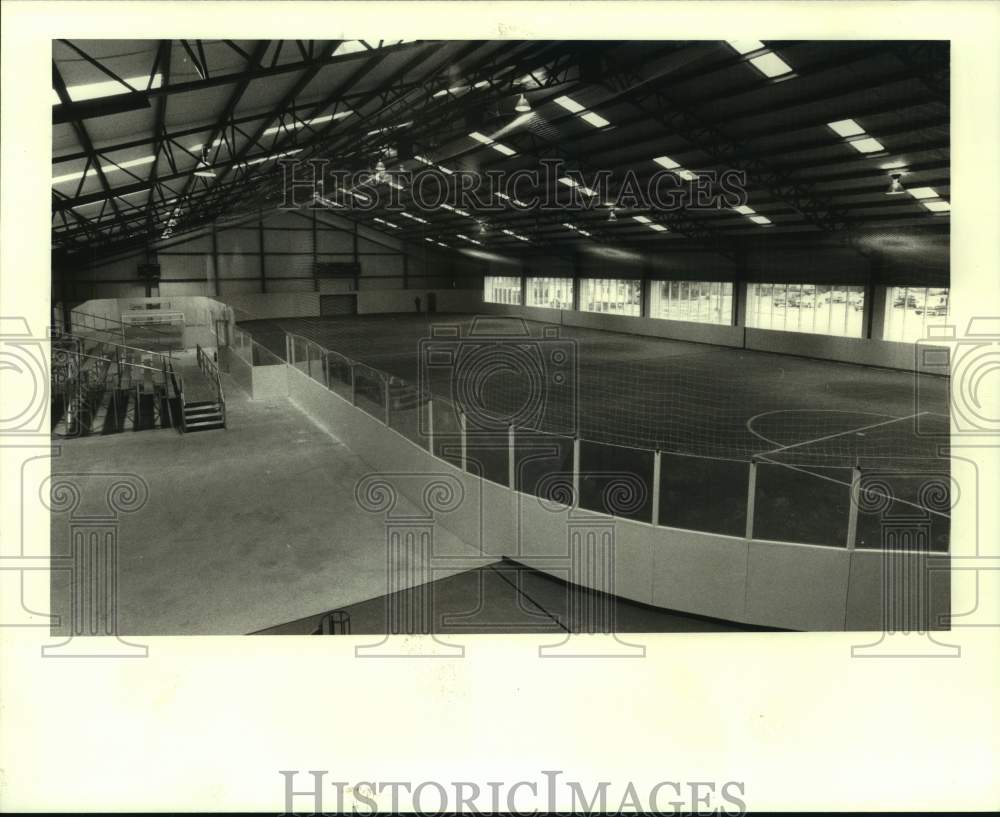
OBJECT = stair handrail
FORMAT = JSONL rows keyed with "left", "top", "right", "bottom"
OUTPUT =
{"left": 196, "top": 344, "right": 226, "bottom": 428}
{"left": 178, "top": 370, "right": 186, "bottom": 433}
{"left": 53, "top": 326, "right": 175, "bottom": 362}
{"left": 72, "top": 349, "right": 166, "bottom": 375}
{"left": 69, "top": 308, "right": 178, "bottom": 340}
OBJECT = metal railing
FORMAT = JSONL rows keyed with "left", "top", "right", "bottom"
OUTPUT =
{"left": 196, "top": 343, "right": 227, "bottom": 427}
{"left": 278, "top": 330, "right": 951, "bottom": 555}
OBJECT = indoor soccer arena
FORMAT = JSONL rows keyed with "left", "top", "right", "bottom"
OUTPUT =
{"left": 48, "top": 38, "right": 951, "bottom": 637}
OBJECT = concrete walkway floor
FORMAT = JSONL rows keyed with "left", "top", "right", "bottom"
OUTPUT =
{"left": 49, "top": 368, "right": 490, "bottom": 635}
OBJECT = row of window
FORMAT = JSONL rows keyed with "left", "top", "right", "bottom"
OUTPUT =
{"left": 482, "top": 277, "right": 950, "bottom": 342}
{"left": 745, "top": 283, "right": 866, "bottom": 338}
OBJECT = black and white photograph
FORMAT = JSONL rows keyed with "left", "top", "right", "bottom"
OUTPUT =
{"left": 1, "top": 2, "right": 998, "bottom": 814}
{"left": 48, "top": 37, "right": 954, "bottom": 637}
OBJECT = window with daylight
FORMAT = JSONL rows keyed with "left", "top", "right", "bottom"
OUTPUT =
{"left": 484, "top": 275, "right": 522, "bottom": 305}
{"left": 579, "top": 278, "right": 641, "bottom": 316}
{"left": 650, "top": 280, "right": 734, "bottom": 325}
{"left": 746, "top": 283, "right": 866, "bottom": 337}
{"left": 525, "top": 277, "right": 574, "bottom": 310}
{"left": 883, "top": 286, "right": 950, "bottom": 343}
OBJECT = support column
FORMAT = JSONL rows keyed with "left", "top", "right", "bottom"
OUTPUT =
{"left": 211, "top": 221, "right": 220, "bottom": 297}
{"left": 259, "top": 215, "right": 267, "bottom": 294}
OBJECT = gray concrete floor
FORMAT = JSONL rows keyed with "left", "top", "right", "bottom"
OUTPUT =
{"left": 50, "top": 368, "right": 491, "bottom": 635}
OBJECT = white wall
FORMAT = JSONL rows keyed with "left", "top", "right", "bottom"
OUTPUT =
{"left": 284, "top": 363, "right": 949, "bottom": 631}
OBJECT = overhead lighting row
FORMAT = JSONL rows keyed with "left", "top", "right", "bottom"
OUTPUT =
{"left": 456, "top": 233, "right": 483, "bottom": 246}
{"left": 561, "top": 222, "right": 592, "bottom": 238}
{"left": 632, "top": 214, "right": 668, "bottom": 233}
{"left": 827, "top": 118, "right": 886, "bottom": 155}
{"left": 553, "top": 95, "right": 611, "bottom": 129}
{"left": 263, "top": 110, "right": 353, "bottom": 138}
{"left": 468, "top": 131, "right": 518, "bottom": 157}
{"left": 501, "top": 228, "right": 530, "bottom": 242}
{"left": 731, "top": 204, "right": 773, "bottom": 226}
{"left": 558, "top": 176, "right": 599, "bottom": 197}
{"left": 652, "top": 155, "right": 697, "bottom": 181}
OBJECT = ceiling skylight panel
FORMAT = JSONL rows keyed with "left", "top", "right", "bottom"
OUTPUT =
{"left": 554, "top": 95, "right": 585, "bottom": 113}
{"left": 727, "top": 40, "right": 765, "bottom": 55}
{"left": 848, "top": 136, "right": 885, "bottom": 153}
{"left": 748, "top": 52, "right": 793, "bottom": 78}
{"left": 580, "top": 111, "right": 611, "bottom": 128}
{"left": 827, "top": 119, "right": 865, "bottom": 137}
{"left": 653, "top": 155, "right": 680, "bottom": 170}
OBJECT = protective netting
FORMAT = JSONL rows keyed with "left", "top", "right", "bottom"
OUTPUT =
{"left": 239, "top": 313, "right": 950, "bottom": 470}
{"left": 243, "top": 312, "right": 951, "bottom": 549}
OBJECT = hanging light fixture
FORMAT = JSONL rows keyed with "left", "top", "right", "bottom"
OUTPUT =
{"left": 479, "top": 221, "right": 487, "bottom": 234}
{"left": 514, "top": 93, "right": 531, "bottom": 113}
{"left": 608, "top": 208, "right": 617, "bottom": 223}
{"left": 375, "top": 156, "right": 386, "bottom": 174}
{"left": 194, "top": 150, "right": 216, "bottom": 178}
{"left": 886, "top": 173, "right": 905, "bottom": 195}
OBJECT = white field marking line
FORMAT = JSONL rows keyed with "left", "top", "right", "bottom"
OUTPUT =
{"left": 747, "top": 411, "right": 927, "bottom": 456}
{"left": 744, "top": 408, "right": 899, "bottom": 447}
{"left": 755, "top": 454, "right": 952, "bottom": 521}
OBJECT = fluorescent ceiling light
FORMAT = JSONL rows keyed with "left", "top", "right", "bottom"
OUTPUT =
{"left": 727, "top": 40, "right": 765, "bottom": 55}
{"left": 648, "top": 224, "right": 668, "bottom": 232}
{"left": 433, "top": 86, "right": 465, "bottom": 98}
{"left": 455, "top": 209, "right": 470, "bottom": 218}
{"left": 262, "top": 112, "right": 347, "bottom": 137}
{"left": 437, "top": 165, "right": 454, "bottom": 175}
{"left": 558, "top": 177, "right": 578, "bottom": 188}
{"left": 750, "top": 215, "right": 772, "bottom": 225}
{"left": 848, "top": 137, "right": 885, "bottom": 153}
{"left": 414, "top": 155, "right": 434, "bottom": 165}
{"left": 677, "top": 169, "right": 697, "bottom": 181}
{"left": 425, "top": 237, "right": 434, "bottom": 242}
{"left": 473, "top": 80, "right": 490, "bottom": 89}
{"left": 55, "top": 73, "right": 163, "bottom": 104}
{"left": 436, "top": 241, "right": 447, "bottom": 247}
{"left": 469, "top": 131, "right": 493, "bottom": 144}
{"left": 554, "top": 95, "right": 585, "bottom": 114}
{"left": 496, "top": 192, "right": 510, "bottom": 200}
{"left": 53, "top": 154, "right": 156, "bottom": 185}
{"left": 733, "top": 205, "right": 755, "bottom": 215}
{"left": 922, "top": 199, "right": 950, "bottom": 213}
{"left": 880, "top": 159, "right": 908, "bottom": 170}
{"left": 578, "top": 229, "right": 591, "bottom": 237}
{"left": 579, "top": 186, "right": 598, "bottom": 197}
{"left": 440, "top": 203, "right": 455, "bottom": 211}
{"left": 632, "top": 215, "right": 651, "bottom": 224}
{"left": 828, "top": 119, "right": 865, "bottom": 138}
{"left": 580, "top": 111, "right": 610, "bottom": 128}
{"left": 653, "top": 155, "right": 680, "bottom": 170}
{"left": 748, "top": 52, "right": 793, "bottom": 78}
{"left": 492, "top": 143, "right": 517, "bottom": 156}
{"left": 907, "top": 186, "right": 938, "bottom": 200}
